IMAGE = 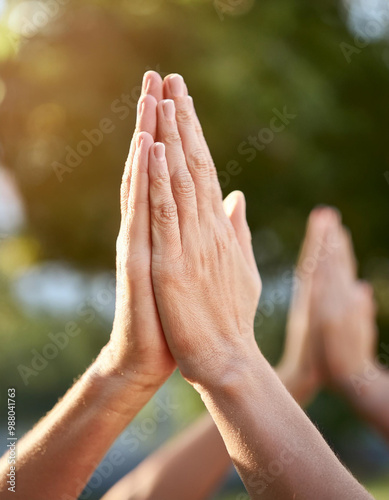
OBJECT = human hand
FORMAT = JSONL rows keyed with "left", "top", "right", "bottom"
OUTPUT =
{"left": 108, "top": 71, "right": 260, "bottom": 389}
{"left": 147, "top": 83, "right": 261, "bottom": 385}
{"left": 277, "top": 207, "right": 338, "bottom": 404}
{"left": 107, "top": 72, "right": 176, "bottom": 388}
{"left": 312, "top": 214, "right": 377, "bottom": 386}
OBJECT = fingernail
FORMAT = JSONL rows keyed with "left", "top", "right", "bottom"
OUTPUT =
{"left": 154, "top": 142, "right": 165, "bottom": 161}
{"left": 137, "top": 134, "right": 143, "bottom": 148}
{"left": 168, "top": 74, "right": 184, "bottom": 97}
{"left": 162, "top": 100, "right": 175, "bottom": 120}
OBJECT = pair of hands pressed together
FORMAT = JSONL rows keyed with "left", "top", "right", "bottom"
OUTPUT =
{"left": 279, "top": 206, "right": 379, "bottom": 406}
{"left": 110, "top": 70, "right": 261, "bottom": 392}
{"left": 1, "top": 71, "right": 379, "bottom": 500}
{"left": 104, "top": 72, "right": 374, "bottom": 500}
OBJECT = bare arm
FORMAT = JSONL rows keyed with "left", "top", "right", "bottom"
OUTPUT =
{"left": 0, "top": 349, "right": 163, "bottom": 499}
{"left": 0, "top": 72, "right": 176, "bottom": 500}
{"left": 143, "top": 78, "right": 372, "bottom": 498}
{"left": 312, "top": 213, "right": 389, "bottom": 442}
{"left": 101, "top": 74, "right": 329, "bottom": 500}
{"left": 340, "top": 367, "right": 389, "bottom": 441}
{"left": 100, "top": 360, "right": 323, "bottom": 500}
{"left": 102, "top": 412, "right": 231, "bottom": 500}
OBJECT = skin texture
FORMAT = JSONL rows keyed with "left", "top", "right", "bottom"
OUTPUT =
{"left": 145, "top": 78, "right": 372, "bottom": 499}
{"left": 0, "top": 72, "right": 261, "bottom": 500}
{"left": 101, "top": 413, "right": 232, "bottom": 500}
{"left": 313, "top": 210, "right": 389, "bottom": 441}
{"left": 0, "top": 72, "right": 172, "bottom": 500}
{"left": 277, "top": 207, "right": 337, "bottom": 404}
{"left": 101, "top": 76, "right": 326, "bottom": 500}
{"left": 149, "top": 78, "right": 261, "bottom": 384}
{"left": 0, "top": 71, "right": 378, "bottom": 499}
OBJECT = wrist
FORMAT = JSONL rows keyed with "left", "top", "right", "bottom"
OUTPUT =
{"left": 101, "top": 338, "right": 173, "bottom": 389}
{"left": 190, "top": 334, "right": 264, "bottom": 394}
{"left": 86, "top": 343, "right": 167, "bottom": 418}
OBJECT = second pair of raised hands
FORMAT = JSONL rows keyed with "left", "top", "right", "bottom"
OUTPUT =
{"left": 110, "top": 71, "right": 261, "bottom": 390}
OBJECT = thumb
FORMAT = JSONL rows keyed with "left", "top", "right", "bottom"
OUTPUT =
{"left": 223, "top": 191, "right": 257, "bottom": 274}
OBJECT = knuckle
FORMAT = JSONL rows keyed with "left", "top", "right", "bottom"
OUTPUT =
{"left": 194, "top": 122, "right": 203, "bottom": 136}
{"left": 189, "top": 149, "right": 209, "bottom": 176}
{"left": 175, "top": 103, "right": 192, "bottom": 123}
{"left": 173, "top": 171, "right": 195, "bottom": 196}
{"left": 164, "top": 130, "right": 181, "bottom": 145}
{"left": 152, "top": 174, "right": 170, "bottom": 190}
{"left": 153, "top": 201, "right": 178, "bottom": 224}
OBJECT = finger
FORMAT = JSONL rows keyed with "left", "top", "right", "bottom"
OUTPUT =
{"left": 298, "top": 206, "right": 340, "bottom": 269}
{"left": 339, "top": 227, "right": 358, "bottom": 282}
{"left": 355, "top": 280, "right": 376, "bottom": 318}
{"left": 149, "top": 142, "right": 182, "bottom": 260}
{"left": 295, "top": 207, "right": 338, "bottom": 296}
{"left": 157, "top": 99, "right": 207, "bottom": 226}
{"left": 223, "top": 191, "right": 257, "bottom": 274}
{"left": 163, "top": 74, "right": 224, "bottom": 216}
{"left": 121, "top": 94, "right": 158, "bottom": 216}
{"left": 125, "top": 132, "right": 153, "bottom": 258}
{"left": 163, "top": 75, "right": 212, "bottom": 207}
{"left": 353, "top": 281, "right": 378, "bottom": 354}
{"left": 328, "top": 219, "right": 352, "bottom": 287}
{"left": 142, "top": 71, "right": 163, "bottom": 102}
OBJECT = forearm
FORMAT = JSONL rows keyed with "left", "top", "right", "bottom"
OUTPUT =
{"left": 102, "top": 412, "right": 231, "bottom": 500}
{"left": 196, "top": 338, "right": 372, "bottom": 500}
{"left": 0, "top": 344, "right": 163, "bottom": 500}
{"left": 340, "top": 367, "right": 389, "bottom": 442}
{"left": 102, "top": 359, "right": 318, "bottom": 500}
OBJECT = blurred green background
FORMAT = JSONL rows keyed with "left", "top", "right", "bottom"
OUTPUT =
{"left": 1, "top": 0, "right": 389, "bottom": 498}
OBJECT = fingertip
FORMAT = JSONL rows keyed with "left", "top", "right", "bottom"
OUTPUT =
{"left": 310, "top": 205, "right": 341, "bottom": 224}
{"left": 163, "top": 73, "right": 188, "bottom": 98}
{"left": 137, "top": 130, "right": 154, "bottom": 151}
{"left": 223, "top": 190, "right": 246, "bottom": 217}
{"left": 135, "top": 94, "right": 158, "bottom": 139}
{"left": 153, "top": 142, "right": 166, "bottom": 162}
{"left": 142, "top": 71, "right": 163, "bottom": 97}
{"left": 137, "top": 94, "right": 158, "bottom": 119}
{"left": 149, "top": 142, "right": 168, "bottom": 179}
{"left": 137, "top": 130, "right": 153, "bottom": 142}
{"left": 159, "top": 99, "right": 176, "bottom": 121}
{"left": 138, "top": 93, "right": 158, "bottom": 108}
